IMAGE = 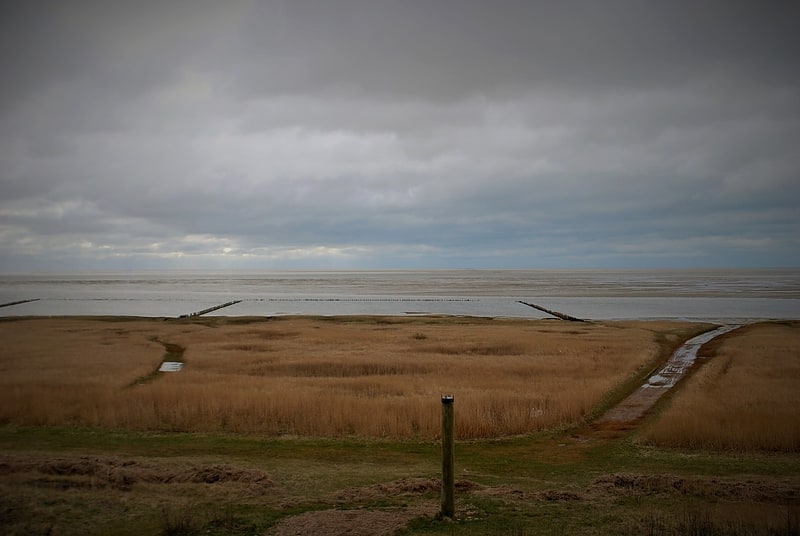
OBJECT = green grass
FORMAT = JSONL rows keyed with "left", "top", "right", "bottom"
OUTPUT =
{"left": 2, "top": 424, "right": 798, "bottom": 535}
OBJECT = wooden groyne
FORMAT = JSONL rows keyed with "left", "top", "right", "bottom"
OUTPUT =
{"left": 179, "top": 300, "right": 242, "bottom": 318}
{"left": 517, "top": 300, "right": 586, "bottom": 322}
{"left": 0, "top": 298, "right": 40, "bottom": 309}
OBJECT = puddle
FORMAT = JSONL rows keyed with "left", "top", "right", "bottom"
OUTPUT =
{"left": 641, "top": 324, "right": 739, "bottom": 390}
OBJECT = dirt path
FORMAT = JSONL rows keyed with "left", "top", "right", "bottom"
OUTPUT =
{"left": 592, "top": 324, "right": 741, "bottom": 431}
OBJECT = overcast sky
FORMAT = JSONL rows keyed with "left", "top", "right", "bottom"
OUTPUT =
{"left": 1, "top": 0, "right": 798, "bottom": 272}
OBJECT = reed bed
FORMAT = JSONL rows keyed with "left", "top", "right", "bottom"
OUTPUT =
{"left": 642, "top": 321, "right": 800, "bottom": 452}
{"left": 0, "top": 317, "right": 697, "bottom": 439}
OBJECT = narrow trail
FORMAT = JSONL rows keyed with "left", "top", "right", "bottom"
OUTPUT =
{"left": 591, "top": 324, "right": 742, "bottom": 433}
{"left": 128, "top": 339, "right": 185, "bottom": 386}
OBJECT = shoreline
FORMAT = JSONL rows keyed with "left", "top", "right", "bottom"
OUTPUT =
{"left": 0, "top": 313, "right": 796, "bottom": 326}
{"left": 0, "top": 313, "right": 766, "bottom": 327}
{"left": 2, "top": 269, "right": 798, "bottom": 320}
{"left": 1, "top": 297, "right": 797, "bottom": 322}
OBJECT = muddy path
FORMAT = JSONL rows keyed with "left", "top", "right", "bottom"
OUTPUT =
{"left": 127, "top": 339, "right": 185, "bottom": 386}
{"left": 591, "top": 324, "right": 742, "bottom": 433}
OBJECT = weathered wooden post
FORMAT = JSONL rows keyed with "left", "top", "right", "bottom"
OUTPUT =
{"left": 440, "top": 394, "right": 455, "bottom": 519}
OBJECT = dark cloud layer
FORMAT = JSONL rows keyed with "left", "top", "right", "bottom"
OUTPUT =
{"left": 1, "top": 0, "right": 798, "bottom": 270}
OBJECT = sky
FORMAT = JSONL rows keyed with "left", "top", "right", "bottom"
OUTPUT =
{"left": 1, "top": 0, "right": 799, "bottom": 272}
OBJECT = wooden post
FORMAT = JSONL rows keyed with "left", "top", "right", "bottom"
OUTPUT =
{"left": 440, "top": 395, "right": 455, "bottom": 519}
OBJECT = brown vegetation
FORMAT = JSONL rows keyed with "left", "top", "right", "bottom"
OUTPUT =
{"left": 1, "top": 317, "right": 798, "bottom": 535}
{"left": 642, "top": 321, "right": 800, "bottom": 451}
{"left": 0, "top": 316, "right": 699, "bottom": 439}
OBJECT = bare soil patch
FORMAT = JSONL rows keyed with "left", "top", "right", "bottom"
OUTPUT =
{"left": 266, "top": 506, "right": 437, "bottom": 536}
{"left": 0, "top": 453, "right": 276, "bottom": 492}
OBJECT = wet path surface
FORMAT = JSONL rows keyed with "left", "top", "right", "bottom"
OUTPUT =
{"left": 593, "top": 324, "right": 741, "bottom": 427}
{"left": 128, "top": 340, "right": 185, "bottom": 386}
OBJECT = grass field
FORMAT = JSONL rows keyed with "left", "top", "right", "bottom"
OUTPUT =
{"left": 0, "top": 316, "right": 702, "bottom": 439}
{"left": 0, "top": 316, "right": 798, "bottom": 535}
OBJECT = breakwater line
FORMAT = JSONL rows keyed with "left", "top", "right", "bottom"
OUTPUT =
{"left": 0, "top": 298, "right": 40, "bottom": 308}
{"left": 517, "top": 300, "right": 585, "bottom": 322}
{"left": 179, "top": 300, "right": 242, "bottom": 318}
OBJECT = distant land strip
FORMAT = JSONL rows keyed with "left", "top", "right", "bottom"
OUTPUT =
{"left": 0, "top": 298, "right": 40, "bottom": 309}
{"left": 253, "top": 298, "right": 475, "bottom": 302}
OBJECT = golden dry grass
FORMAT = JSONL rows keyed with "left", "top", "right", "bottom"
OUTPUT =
{"left": 0, "top": 316, "right": 699, "bottom": 439}
{"left": 642, "top": 321, "right": 800, "bottom": 451}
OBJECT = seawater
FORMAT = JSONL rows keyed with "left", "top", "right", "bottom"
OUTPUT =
{"left": 0, "top": 269, "right": 798, "bottom": 321}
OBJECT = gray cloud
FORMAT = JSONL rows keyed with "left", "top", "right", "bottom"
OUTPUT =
{"left": 1, "top": 0, "right": 799, "bottom": 271}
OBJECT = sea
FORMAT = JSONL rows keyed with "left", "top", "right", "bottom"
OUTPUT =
{"left": 0, "top": 269, "right": 798, "bottom": 322}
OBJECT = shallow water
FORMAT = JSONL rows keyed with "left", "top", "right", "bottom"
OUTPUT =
{"left": 0, "top": 269, "right": 798, "bottom": 321}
